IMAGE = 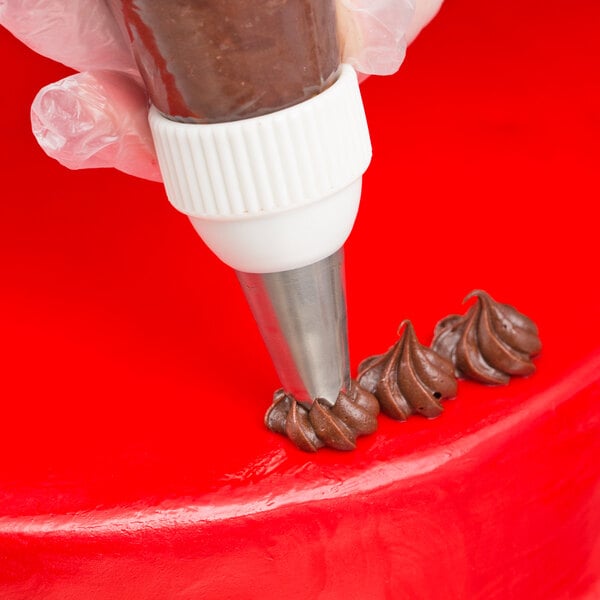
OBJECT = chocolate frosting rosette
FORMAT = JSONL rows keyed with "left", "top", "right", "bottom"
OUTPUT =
{"left": 432, "top": 290, "right": 542, "bottom": 385}
{"left": 265, "top": 381, "right": 379, "bottom": 452}
{"left": 357, "top": 321, "right": 458, "bottom": 420}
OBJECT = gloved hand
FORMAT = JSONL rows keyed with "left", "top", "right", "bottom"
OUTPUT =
{"left": 1, "top": 0, "right": 444, "bottom": 182}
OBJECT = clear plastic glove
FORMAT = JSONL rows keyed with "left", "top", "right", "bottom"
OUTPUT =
{"left": 0, "top": 0, "right": 444, "bottom": 182}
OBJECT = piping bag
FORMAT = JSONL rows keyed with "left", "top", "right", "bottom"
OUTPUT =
{"left": 107, "top": 1, "right": 372, "bottom": 411}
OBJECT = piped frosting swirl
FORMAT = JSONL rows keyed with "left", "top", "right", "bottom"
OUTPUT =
{"left": 432, "top": 290, "right": 542, "bottom": 385}
{"left": 265, "top": 380, "right": 379, "bottom": 452}
{"left": 358, "top": 321, "right": 457, "bottom": 420}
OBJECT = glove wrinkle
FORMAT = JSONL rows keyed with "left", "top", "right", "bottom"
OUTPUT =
{"left": 1, "top": 0, "right": 444, "bottom": 181}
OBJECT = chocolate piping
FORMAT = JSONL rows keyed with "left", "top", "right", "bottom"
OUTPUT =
{"left": 265, "top": 381, "right": 379, "bottom": 452}
{"left": 358, "top": 321, "right": 457, "bottom": 420}
{"left": 432, "top": 290, "right": 541, "bottom": 385}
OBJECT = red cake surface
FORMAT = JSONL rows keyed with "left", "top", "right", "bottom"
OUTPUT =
{"left": 1, "top": 0, "right": 599, "bottom": 598}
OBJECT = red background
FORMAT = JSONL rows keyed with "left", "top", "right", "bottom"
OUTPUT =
{"left": 1, "top": 0, "right": 599, "bottom": 598}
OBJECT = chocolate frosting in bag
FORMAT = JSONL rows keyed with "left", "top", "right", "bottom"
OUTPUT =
{"left": 432, "top": 290, "right": 542, "bottom": 385}
{"left": 111, "top": 0, "right": 341, "bottom": 122}
{"left": 265, "top": 381, "right": 379, "bottom": 452}
{"left": 358, "top": 321, "right": 457, "bottom": 420}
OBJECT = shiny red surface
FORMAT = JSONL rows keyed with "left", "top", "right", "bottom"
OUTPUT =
{"left": 1, "top": 0, "right": 599, "bottom": 598}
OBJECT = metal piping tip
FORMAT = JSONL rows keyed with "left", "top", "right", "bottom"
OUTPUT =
{"left": 237, "top": 249, "right": 351, "bottom": 408}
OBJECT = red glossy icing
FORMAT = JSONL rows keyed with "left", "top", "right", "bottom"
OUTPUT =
{"left": 1, "top": 0, "right": 599, "bottom": 597}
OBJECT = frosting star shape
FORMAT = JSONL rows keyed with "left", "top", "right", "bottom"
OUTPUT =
{"left": 265, "top": 380, "right": 379, "bottom": 452}
{"left": 431, "top": 290, "right": 542, "bottom": 385}
{"left": 357, "top": 321, "right": 458, "bottom": 420}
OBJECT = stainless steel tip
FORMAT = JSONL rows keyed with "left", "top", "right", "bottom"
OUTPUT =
{"left": 237, "top": 249, "right": 351, "bottom": 408}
